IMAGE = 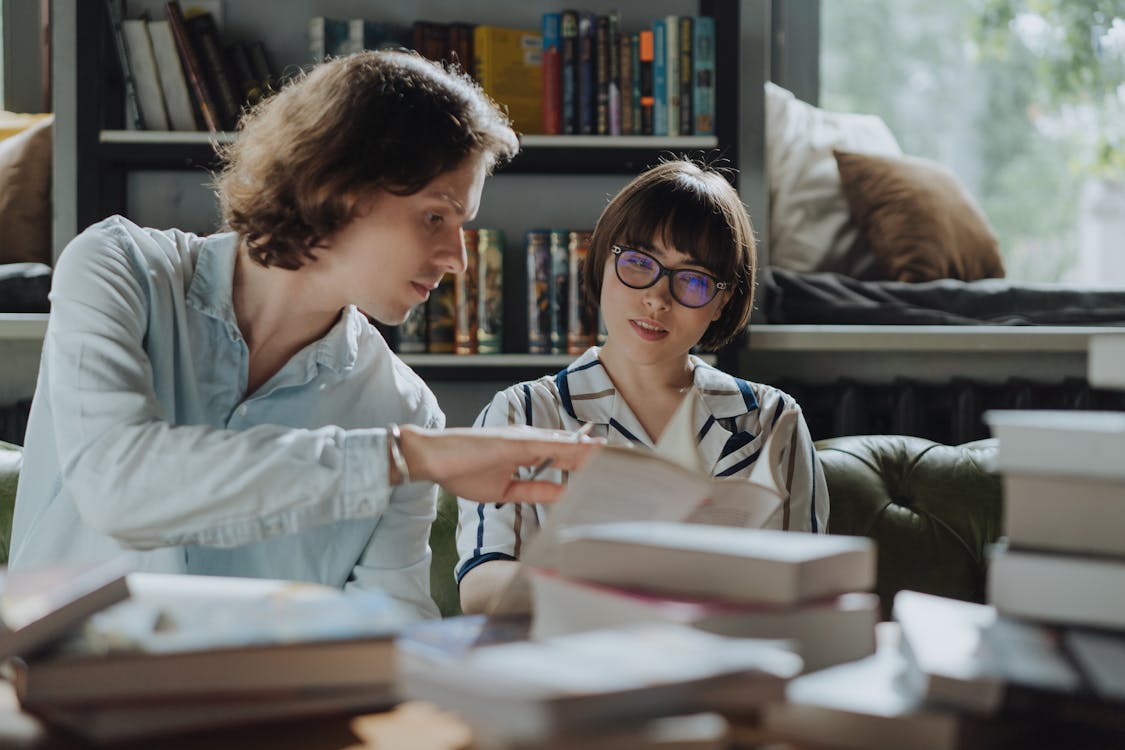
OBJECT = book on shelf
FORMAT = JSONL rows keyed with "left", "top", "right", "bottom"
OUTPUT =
{"left": 559, "top": 10, "right": 579, "bottom": 135}
{"left": 245, "top": 39, "right": 276, "bottom": 94}
{"left": 147, "top": 19, "right": 200, "bottom": 130}
{"left": 1002, "top": 471, "right": 1125, "bottom": 556}
{"left": 664, "top": 15, "right": 680, "bottom": 137}
{"left": 473, "top": 25, "right": 544, "bottom": 136}
{"left": 164, "top": 0, "right": 222, "bottom": 132}
{"left": 0, "top": 555, "right": 133, "bottom": 663}
{"left": 397, "top": 302, "right": 428, "bottom": 354}
{"left": 102, "top": 0, "right": 145, "bottom": 130}
{"left": 1089, "top": 332, "right": 1125, "bottom": 391}
{"left": 476, "top": 228, "right": 505, "bottom": 354}
{"left": 226, "top": 41, "right": 265, "bottom": 106}
{"left": 426, "top": 273, "right": 457, "bottom": 354}
{"left": 541, "top": 13, "right": 562, "bottom": 135}
{"left": 413, "top": 20, "right": 450, "bottom": 63}
{"left": 14, "top": 573, "right": 413, "bottom": 710}
{"left": 121, "top": 18, "right": 171, "bottom": 131}
{"left": 651, "top": 20, "right": 667, "bottom": 136}
{"left": 454, "top": 228, "right": 480, "bottom": 355}
{"left": 692, "top": 16, "right": 715, "bottom": 135}
{"left": 528, "top": 568, "right": 878, "bottom": 673}
{"left": 183, "top": 9, "right": 241, "bottom": 130}
{"left": 397, "top": 621, "right": 801, "bottom": 743}
{"left": 565, "top": 230, "right": 594, "bottom": 354}
{"left": 548, "top": 229, "right": 569, "bottom": 354}
{"left": 607, "top": 12, "right": 622, "bottom": 135}
{"left": 987, "top": 544, "right": 1125, "bottom": 630}
{"left": 550, "top": 521, "right": 876, "bottom": 606}
{"left": 526, "top": 229, "right": 551, "bottom": 354}
{"left": 619, "top": 31, "right": 634, "bottom": 135}
{"left": 677, "top": 16, "right": 693, "bottom": 136}
{"left": 594, "top": 15, "right": 610, "bottom": 135}
{"left": 308, "top": 16, "right": 349, "bottom": 61}
{"left": 985, "top": 409, "right": 1125, "bottom": 481}
{"left": 577, "top": 12, "right": 596, "bottom": 135}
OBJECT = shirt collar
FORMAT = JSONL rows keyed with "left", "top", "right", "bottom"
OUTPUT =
{"left": 185, "top": 233, "right": 361, "bottom": 376}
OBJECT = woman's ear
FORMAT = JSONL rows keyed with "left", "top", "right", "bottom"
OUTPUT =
{"left": 711, "top": 292, "right": 730, "bottom": 322}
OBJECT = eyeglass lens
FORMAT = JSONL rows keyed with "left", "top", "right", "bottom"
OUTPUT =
{"left": 615, "top": 248, "right": 719, "bottom": 308}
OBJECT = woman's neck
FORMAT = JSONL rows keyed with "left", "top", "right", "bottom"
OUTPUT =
{"left": 598, "top": 342, "right": 695, "bottom": 442}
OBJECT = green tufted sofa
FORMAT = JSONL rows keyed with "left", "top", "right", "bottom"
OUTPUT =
{"left": 0, "top": 436, "right": 1003, "bottom": 621}
{"left": 429, "top": 434, "right": 1004, "bottom": 619}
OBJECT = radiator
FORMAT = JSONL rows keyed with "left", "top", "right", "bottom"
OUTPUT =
{"left": 774, "top": 377, "right": 1125, "bottom": 445}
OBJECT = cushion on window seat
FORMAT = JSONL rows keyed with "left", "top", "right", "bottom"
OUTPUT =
{"left": 763, "top": 267, "right": 1125, "bottom": 325}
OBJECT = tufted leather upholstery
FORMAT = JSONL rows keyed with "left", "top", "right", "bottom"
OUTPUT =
{"left": 816, "top": 435, "right": 1002, "bottom": 618}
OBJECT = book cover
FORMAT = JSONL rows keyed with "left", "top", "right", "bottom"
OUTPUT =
{"left": 619, "top": 29, "right": 633, "bottom": 135}
{"left": 147, "top": 19, "right": 199, "bottom": 130}
{"left": 608, "top": 11, "right": 621, "bottom": 135}
{"left": 412, "top": 20, "right": 450, "bottom": 62}
{"left": 630, "top": 32, "right": 642, "bottom": 134}
{"left": 639, "top": 30, "right": 655, "bottom": 135}
{"left": 566, "top": 230, "right": 594, "bottom": 354}
{"left": 664, "top": 15, "right": 680, "bottom": 137}
{"left": 678, "top": 16, "right": 694, "bottom": 136}
{"left": 548, "top": 229, "right": 569, "bottom": 354}
{"left": 164, "top": 1, "right": 222, "bottom": 132}
{"left": 102, "top": 0, "right": 145, "bottom": 130}
{"left": 541, "top": 13, "right": 562, "bottom": 135}
{"left": 692, "top": 16, "right": 715, "bottom": 135}
{"left": 476, "top": 228, "right": 504, "bottom": 354}
{"left": 426, "top": 273, "right": 457, "bottom": 354}
{"left": 559, "top": 10, "right": 579, "bottom": 135}
{"left": 454, "top": 228, "right": 479, "bottom": 355}
{"left": 121, "top": 18, "right": 171, "bottom": 130}
{"left": 184, "top": 10, "right": 241, "bottom": 130}
{"left": 526, "top": 229, "right": 551, "bottom": 354}
{"left": 577, "top": 12, "right": 596, "bottom": 135}
{"left": 474, "top": 25, "right": 544, "bottom": 136}
{"left": 529, "top": 570, "right": 877, "bottom": 673}
{"left": 651, "top": 22, "right": 666, "bottom": 136}
{"left": 985, "top": 409, "right": 1125, "bottom": 481}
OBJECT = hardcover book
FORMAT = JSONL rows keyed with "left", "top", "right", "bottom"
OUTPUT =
{"left": 426, "top": 273, "right": 457, "bottom": 354}
{"left": 121, "top": 18, "right": 171, "bottom": 130}
{"left": 565, "top": 230, "right": 594, "bottom": 354}
{"left": 473, "top": 26, "right": 544, "bottom": 135}
{"left": 542, "top": 13, "right": 562, "bottom": 134}
{"left": 548, "top": 229, "right": 570, "bottom": 354}
{"left": 183, "top": 10, "right": 241, "bottom": 130}
{"left": 148, "top": 19, "right": 200, "bottom": 130}
{"left": 396, "top": 304, "right": 428, "bottom": 354}
{"left": 454, "top": 228, "right": 479, "bottom": 355}
{"left": 526, "top": 229, "right": 552, "bottom": 354}
{"left": 559, "top": 10, "right": 580, "bottom": 135}
{"left": 692, "top": 16, "right": 716, "bottom": 135}
{"left": 476, "top": 228, "right": 505, "bottom": 354}
{"left": 164, "top": 0, "right": 222, "bottom": 132}
{"left": 678, "top": 16, "right": 693, "bottom": 136}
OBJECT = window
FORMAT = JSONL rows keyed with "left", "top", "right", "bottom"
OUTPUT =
{"left": 821, "top": 0, "right": 1125, "bottom": 284}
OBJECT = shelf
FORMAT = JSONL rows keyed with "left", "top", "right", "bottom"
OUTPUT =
{"left": 746, "top": 324, "right": 1116, "bottom": 353}
{"left": 96, "top": 130, "right": 722, "bottom": 173}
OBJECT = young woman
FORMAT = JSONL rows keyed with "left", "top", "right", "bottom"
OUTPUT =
{"left": 10, "top": 51, "right": 596, "bottom": 620}
{"left": 456, "top": 159, "right": 829, "bottom": 614}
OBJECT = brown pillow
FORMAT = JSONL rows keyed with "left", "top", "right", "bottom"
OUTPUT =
{"left": 833, "top": 149, "right": 1005, "bottom": 283}
{"left": 0, "top": 114, "right": 53, "bottom": 266}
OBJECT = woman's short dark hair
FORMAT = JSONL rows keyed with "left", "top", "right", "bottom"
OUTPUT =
{"left": 582, "top": 159, "right": 757, "bottom": 351}
{"left": 215, "top": 50, "right": 519, "bottom": 269}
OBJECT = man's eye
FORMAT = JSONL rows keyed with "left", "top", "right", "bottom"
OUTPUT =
{"left": 427, "top": 212, "right": 444, "bottom": 225}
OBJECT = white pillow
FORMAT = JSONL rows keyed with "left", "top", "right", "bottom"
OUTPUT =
{"left": 765, "top": 82, "right": 902, "bottom": 275}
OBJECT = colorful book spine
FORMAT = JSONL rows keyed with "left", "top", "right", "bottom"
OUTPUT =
{"left": 542, "top": 13, "right": 562, "bottom": 135}
{"left": 651, "top": 22, "right": 666, "bottom": 136}
{"left": 454, "top": 229, "right": 479, "bottom": 355}
{"left": 412, "top": 20, "right": 450, "bottom": 63}
{"left": 692, "top": 16, "right": 715, "bottom": 135}
{"left": 664, "top": 15, "right": 680, "bottom": 137}
{"left": 477, "top": 229, "right": 505, "bottom": 354}
{"left": 560, "top": 10, "right": 579, "bottom": 135}
{"left": 474, "top": 25, "right": 544, "bottom": 136}
{"left": 164, "top": 1, "right": 221, "bottom": 133}
{"left": 184, "top": 11, "right": 241, "bottom": 130}
{"left": 678, "top": 16, "right": 693, "bottom": 136}
{"left": 397, "top": 305, "right": 428, "bottom": 354}
{"left": 448, "top": 22, "right": 475, "bottom": 75}
{"left": 619, "top": 30, "right": 633, "bottom": 135}
{"left": 577, "top": 12, "right": 596, "bottom": 135}
{"left": 427, "top": 274, "right": 457, "bottom": 354}
{"left": 639, "top": 30, "right": 654, "bottom": 135}
{"left": 526, "top": 230, "right": 552, "bottom": 354}
{"left": 566, "top": 231, "right": 595, "bottom": 355}
{"left": 594, "top": 14, "right": 609, "bottom": 136}
{"left": 548, "top": 230, "right": 570, "bottom": 355}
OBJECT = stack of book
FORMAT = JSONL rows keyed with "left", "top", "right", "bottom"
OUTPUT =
{"left": 527, "top": 522, "right": 879, "bottom": 674}
{"left": 2, "top": 559, "right": 415, "bottom": 743}
{"left": 105, "top": 1, "right": 276, "bottom": 133}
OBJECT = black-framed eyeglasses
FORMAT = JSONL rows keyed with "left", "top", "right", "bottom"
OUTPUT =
{"left": 611, "top": 245, "right": 729, "bottom": 308}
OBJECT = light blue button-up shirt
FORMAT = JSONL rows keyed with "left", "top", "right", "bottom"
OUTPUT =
{"left": 11, "top": 216, "right": 442, "bottom": 619}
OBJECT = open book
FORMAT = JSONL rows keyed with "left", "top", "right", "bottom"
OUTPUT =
{"left": 487, "top": 390, "right": 795, "bottom": 614}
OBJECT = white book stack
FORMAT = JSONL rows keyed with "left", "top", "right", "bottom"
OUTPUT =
{"left": 528, "top": 521, "right": 878, "bottom": 673}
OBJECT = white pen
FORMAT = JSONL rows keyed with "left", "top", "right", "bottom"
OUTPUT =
{"left": 528, "top": 421, "right": 595, "bottom": 480}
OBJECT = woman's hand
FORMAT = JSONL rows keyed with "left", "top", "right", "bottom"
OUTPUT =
{"left": 397, "top": 424, "right": 601, "bottom": 503}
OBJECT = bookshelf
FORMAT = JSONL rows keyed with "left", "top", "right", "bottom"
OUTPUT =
{"left": 51, "top": 0, "right": 763, "bottom": 397}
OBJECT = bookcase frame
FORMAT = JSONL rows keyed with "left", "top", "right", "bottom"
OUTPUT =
{"left": 55, "top": 0, "right": 753, "bottom": 380}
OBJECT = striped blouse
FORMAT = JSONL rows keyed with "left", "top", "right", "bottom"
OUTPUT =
{"left": 454, "top": 347, "right": 830, "bottom": 585}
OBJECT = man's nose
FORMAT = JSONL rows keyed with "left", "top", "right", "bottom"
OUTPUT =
{"left": 440, "top": 226, "right": 468, "bottom": 275}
